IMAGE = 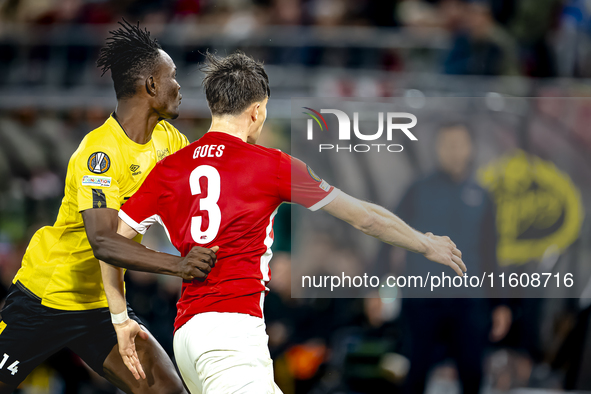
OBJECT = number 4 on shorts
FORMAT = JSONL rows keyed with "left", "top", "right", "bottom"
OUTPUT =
{"left": 0, "top": 353, "right": 19, "bottom": 375}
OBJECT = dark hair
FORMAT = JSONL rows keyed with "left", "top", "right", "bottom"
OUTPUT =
{"left": 201, "top": 51, "right": 270, "bottom": 116}
{"left": 97, "top": 20, "right": 162, "bottom": 99}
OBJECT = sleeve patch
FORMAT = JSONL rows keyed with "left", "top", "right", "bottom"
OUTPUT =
{"left": 92, "top": 189, "right": 107, "bottom": 208}
{"left": 319, "top": 180, "right": 330, "bottom": 192}
{"left": 82, "top": 175, "right": 111, "bottom": 187}
{"left": 307, "top": 166, "right": 321, "bottom": 182}
{"left": 87, "top": 152, "right": 111, "bottom": 174}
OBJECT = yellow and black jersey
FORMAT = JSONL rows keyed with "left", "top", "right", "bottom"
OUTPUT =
{"left": 13, "top": 115, "right": 189, "bottom": 311}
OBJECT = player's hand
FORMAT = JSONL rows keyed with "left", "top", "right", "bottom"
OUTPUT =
{"left": 113, "top": 319, "right": 149, "bottom": 380}
{"left": 422, "top": 232, "right": 466, "bottom": 276}
{"left": 179, "top": 246, "right": 220, "bottom": 281}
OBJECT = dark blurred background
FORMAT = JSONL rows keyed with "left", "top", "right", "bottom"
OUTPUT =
{"left": 0, "top": 0, "right": 590, "bottom": 393}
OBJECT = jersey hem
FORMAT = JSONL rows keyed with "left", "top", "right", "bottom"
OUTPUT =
{"left": 40, "top": 299, "right": 110, "bottom": 311}
{"left": 12, "top": 281, "right": 110, "bottom": 311}
{"left": 174, "top": 291, "right": 265, "bottom": 333}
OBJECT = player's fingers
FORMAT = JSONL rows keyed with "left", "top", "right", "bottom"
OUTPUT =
{"left": 188, "top": 247, "right": 215, "bottom": 266}
{"left": 448, "top": 260, "right": 463, "bottom": 277}
{"left": 452, "top": 247, "right": 462, "bottom": 258}
{"left": 136, "top": 359, "right": 146, "bottom": 380}
{"left": 188, "top": 267, "right": 208, "bottom": 280}
{"left": 207, "top": 248, "right": 218, "bottom": 264}
{"left": 452, "top": 254, "right": 467, "bottom": 272}
{"left": 186, "top": 264, "right": 209, "bottom": 279}
{"left": 206, "top": 248, "right": 218, "bottom": 267}
{"left": 131, "top": 351, "right": 146, "bottom": 380}
{"left": 195, "top": 261, "right": 212, "bottom": 274}
{"left": 191, "top": 246, "right": 216, "bottom": 260}
{"left": 123, "top": 355, "right": 140, "bottom": 380}
{"left": 138, "top": 330, "right": 149, "bottom": 341}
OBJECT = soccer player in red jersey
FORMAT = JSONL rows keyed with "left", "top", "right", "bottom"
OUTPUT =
{"left": 102, "top": 52, "right": 466, "bottom": 393}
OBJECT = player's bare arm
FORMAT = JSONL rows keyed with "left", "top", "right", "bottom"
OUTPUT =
{"left": 83, "top": 208, "right": 217, "bottom": 280}
{"left": 98, "top": 216, "right": 220, "bottom": 379}
{"left": 99, "top": 258, "right": 148, "bottom": 380}
{"left": 321, "top": 191, "right": 467, "bottom": 276}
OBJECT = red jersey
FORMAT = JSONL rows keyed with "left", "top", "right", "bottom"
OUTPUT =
{"left": 119, "top": 132, "right": 339, "bottom": 331}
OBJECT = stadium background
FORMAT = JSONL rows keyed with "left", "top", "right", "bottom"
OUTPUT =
{"left": 1, "top": 0, "right": 591, "bottom": 393}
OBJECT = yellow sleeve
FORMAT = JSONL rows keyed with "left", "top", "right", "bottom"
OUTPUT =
{"left": 73, "top": 145, "right": 121, "bottom": 212}
{"left": 181, "top": 133, "right": 190, "bottom": 149}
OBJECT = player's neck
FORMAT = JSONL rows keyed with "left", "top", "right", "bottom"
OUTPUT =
{"left": 208, "top": 116, "right": 251, "bottom": 143}
{"left": 114, "top": 100, "right": 161, "bottom": 145}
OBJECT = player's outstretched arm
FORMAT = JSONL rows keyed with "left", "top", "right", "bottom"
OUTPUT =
{"left": 320, "top": 192, "right": 467, "bottom": 276}
{"left": 82, "top": 208, "right": 218, "bottom": 280}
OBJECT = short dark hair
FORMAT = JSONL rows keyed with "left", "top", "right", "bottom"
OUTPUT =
{"left": 97, "top": 20, "right": 162, "bottom": 99}
{"left": 201, "top": 51, "right": 270, "bottom": 116}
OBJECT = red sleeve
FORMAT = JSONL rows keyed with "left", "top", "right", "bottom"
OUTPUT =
{"left": 277, "top": 152, "right": 340, "bottom": 211}
{"left": 118, "top": 165, "right": 163, "bottom": 234}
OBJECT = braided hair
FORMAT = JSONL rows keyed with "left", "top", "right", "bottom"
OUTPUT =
{"left": 97, "top": 19, "right": 162, "bottom": 99}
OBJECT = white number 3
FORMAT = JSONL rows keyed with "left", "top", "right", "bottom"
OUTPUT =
{"left": 0, "top": 353, "right": 19, "bottom": 375}
{"left": 189, "top": 165, "right": 221, "bottom": 244}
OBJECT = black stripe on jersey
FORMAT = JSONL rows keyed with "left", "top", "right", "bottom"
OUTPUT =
{"left": 92, "top": 189, "right": 107, "bottom": 209}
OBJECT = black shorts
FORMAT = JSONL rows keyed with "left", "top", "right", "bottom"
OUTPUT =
{"left": 0, "top": 282, "right": 143, "bottom": 386}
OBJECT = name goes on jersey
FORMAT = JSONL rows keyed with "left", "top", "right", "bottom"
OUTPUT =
{"left": 194, "top": 144, "right": 225, "bottom": 159}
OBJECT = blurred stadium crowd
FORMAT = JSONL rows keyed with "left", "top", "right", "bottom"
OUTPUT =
{"left": 1, "top": 0, "right": 591, "bottom": 393}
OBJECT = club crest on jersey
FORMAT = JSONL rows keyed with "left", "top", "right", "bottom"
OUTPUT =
{"left": 307, "top": 166, "right": 321, "bottom": 182}
{"left": 87, "top": 152, "right": 111, "bottom": 174}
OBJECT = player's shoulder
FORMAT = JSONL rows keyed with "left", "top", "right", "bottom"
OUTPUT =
{"left": 156, "top": 120, "right": 188, "bottom": 142}
{"left": 249, "top": 143, "right": 284, "bottom": 158}
{"left": 153, "top": 120, "right": 190, "bottom": 155}
{"left": 73, "top": 117, "right": 120, "bottom": 160}
{"left": 81, "top": 117, "right": 118, "bottom": 146}
{"left": 156, "top": 119, "right": 180, "bottom": 135}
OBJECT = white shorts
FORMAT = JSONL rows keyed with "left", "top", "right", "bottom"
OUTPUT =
{"left": 173, "top": 312, "right": 283, "bottom": 394}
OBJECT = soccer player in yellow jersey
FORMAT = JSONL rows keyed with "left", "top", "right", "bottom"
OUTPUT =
{"left": 0, "top": 21, "right": 217, "bottom": 394}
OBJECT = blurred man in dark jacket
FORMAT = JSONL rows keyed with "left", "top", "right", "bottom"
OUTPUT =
{"left": 397, "top": 123, "right": 511, "bottom": 394}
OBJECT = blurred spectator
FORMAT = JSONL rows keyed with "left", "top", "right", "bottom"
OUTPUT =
{"left": 501, "top": 0, "right": 560, "bottom": 77}
{"left": 398, "top": 0, "right": 441, "bottom": 28}
{"left": 328, "top": 296, "right": 402, "bottom": 393}
{"left": 394, "top": 123, "right": 512, "bottom": 394}
{"left": 444, "top": 1, "right": 520, "bottom": 75}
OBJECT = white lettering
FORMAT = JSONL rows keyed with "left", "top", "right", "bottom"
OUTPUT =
{"left": 353, "top": 112, "right": 384, "bottom": 140}
{"left": 387, "top": 113, "right": 418, "bottom": 140}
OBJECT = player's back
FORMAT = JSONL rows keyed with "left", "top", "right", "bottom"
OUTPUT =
{"left": 144, "top": 132, "right": 283, "bottom": 328}
{"left": 120, "top": 130, "right": 338, "bottom": 331}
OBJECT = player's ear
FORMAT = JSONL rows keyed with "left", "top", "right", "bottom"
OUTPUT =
{"left": 251, "top": 103, "right": 260, "bottom": 122}
{"left": 145, "top": 76, "right": 157, "bottom": 97}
